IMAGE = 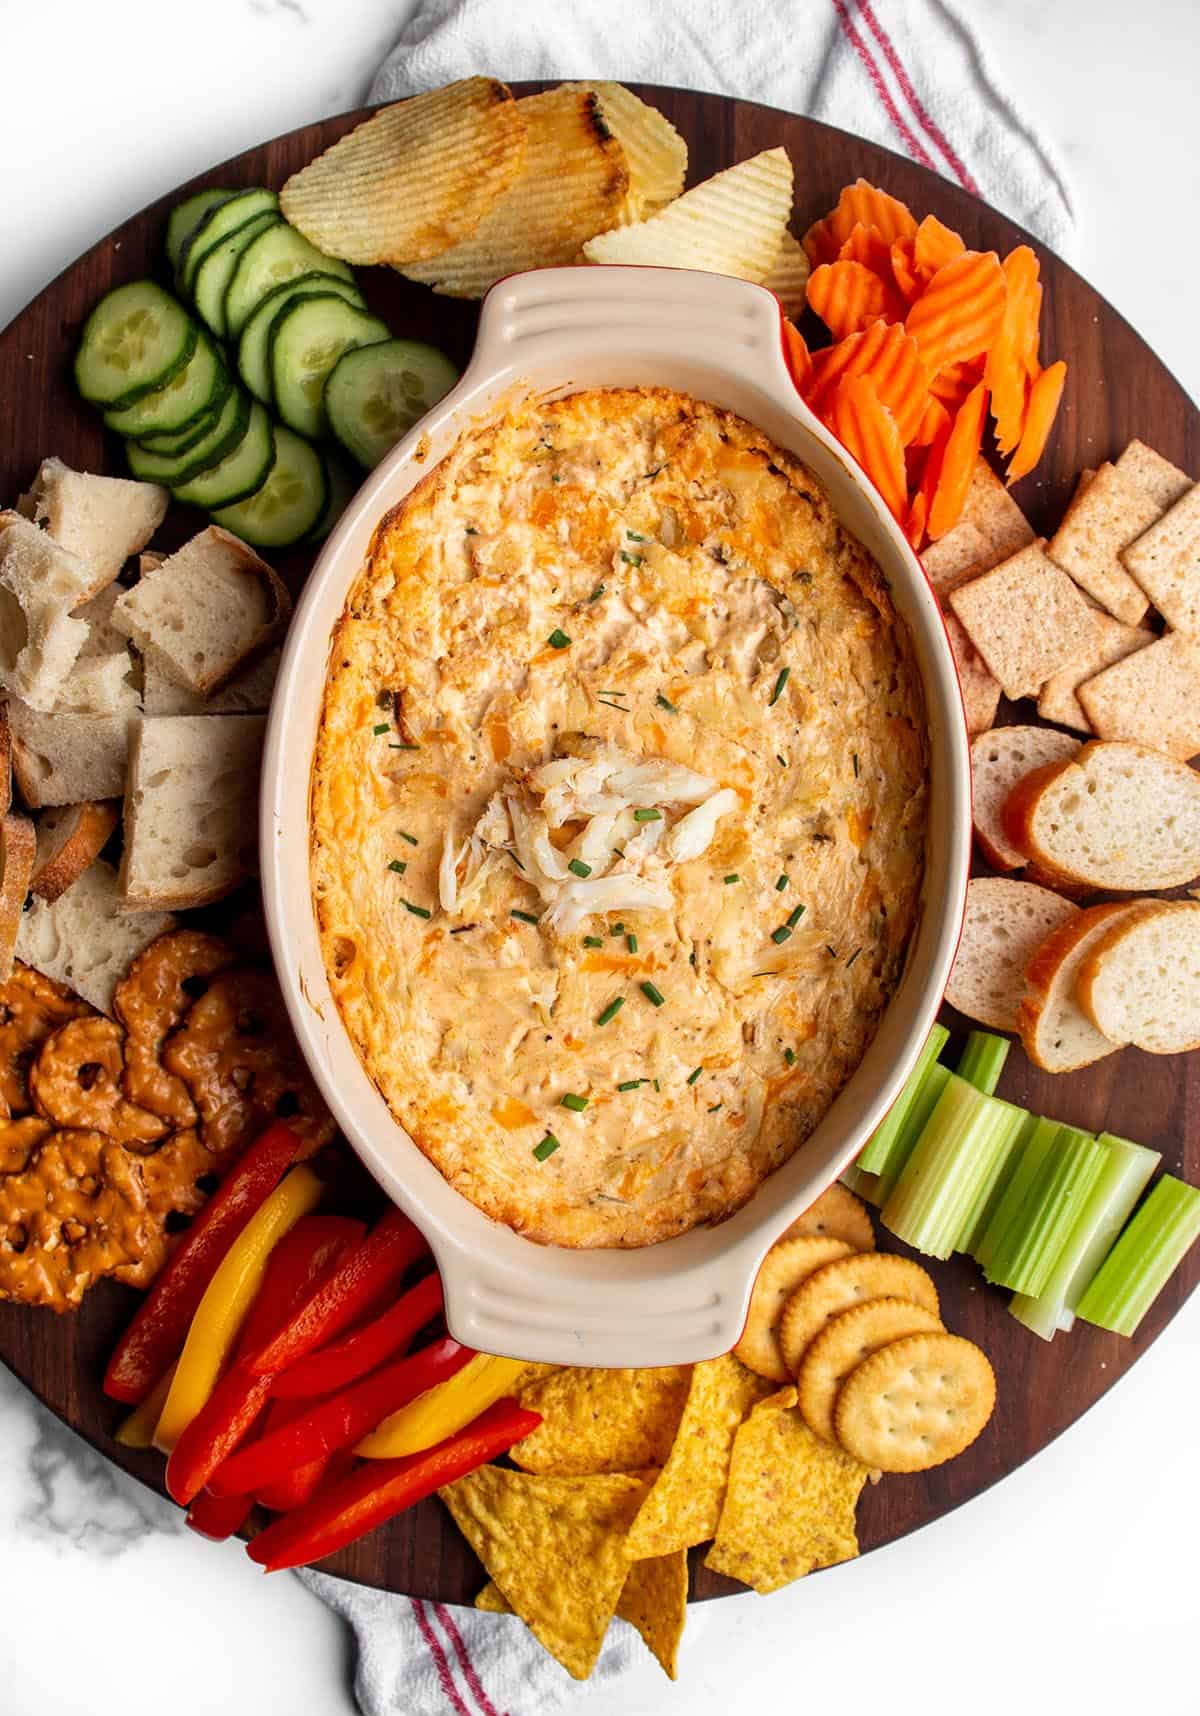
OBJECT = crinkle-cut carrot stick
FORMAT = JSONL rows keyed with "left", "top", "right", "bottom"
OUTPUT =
{"left": 930, "top": 355, "right": 986, "bottom": 414}
{"left": 832, "top": 373, "right": 909, "bottom": 523}
{"left": 906, "top": 250, "right": 1007, "bottom": 377}
{"left": 782, "top": 320, "right": 813, "bottom": 392}
{"left": 913, "top": 214, "right": 966, "bottom": 280}
{"left": 929, "top": 379, "right": 989, "bottom": 539}
{"left": 808, "top": 259, "right": 906, "bottom": 340}
{"left": 906, "top": 486, "right": 930, "bottom": 550}
{"left": 889, "top": 238, "right": 923, "bottom": 304}
{"left": 803, "top": 178, "right": 917, "bottom": 265}
{"left": 910, "top": 394, "right": 951, "bottom": 448}
{"left": 1006, "top": 360, "right": 1066, "bottom": 484}
{"left": 987, "top": 246, "right": 1042, "bottom": 455}
{"left": 837, "top": 220, "right": 894, "bottom": 276}
{"left": 806, "top": 321, "right": 927, "bottom": 443}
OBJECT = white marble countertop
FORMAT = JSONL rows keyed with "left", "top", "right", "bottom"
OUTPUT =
{"left": 1, "top": 3, "right": 1197, "bottom": 1712}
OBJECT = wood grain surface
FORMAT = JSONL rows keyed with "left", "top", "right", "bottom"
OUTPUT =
{"left": 0, "top": 85, "right": 1196, "bottom": 1604}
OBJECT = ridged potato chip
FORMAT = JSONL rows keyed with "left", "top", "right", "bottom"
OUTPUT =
{"left": 279, "top": 78, "right": 526, "bottom": 266}
{"left": 704, "top": 1388, "right": 867, "bottom": 1593}
{"left": 402, "top": 88, "right": 632, "bottom": 298}
{"left": 564, "top": 82, "right": 687, "bottom": 216}
{"left": 510, "top": 1364, "right": 690, "bottom": 1476}
{"left": 759, "top": 230, "right": 811, "bottom": 317}
{"left": 583, "top": 148, "right": 794, "bottom": 282}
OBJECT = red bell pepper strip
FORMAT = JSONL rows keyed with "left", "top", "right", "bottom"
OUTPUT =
{"left": 244, "top": 1208, "right": 429, "bottom": 1377}
{"left": 255, "top": 1442, "right": 353, "bottom": 1512}
{"left": 186, "top": 1489, "right": 254, "bottom": 1542}
{"left": 165, "top": 1215, "right": 364, "bottom": 1506}
{"left": 270, "top": 1271, "right": 444, "bottom": 1401}
{"left": 104, "top": 1123, "right": 304, "bottom": 1404}
{"left": 247, "top": 1397, "right": 542, "bottom": 1571}
{"left": 208, "top": 1337, "right": 473, "bottom": 1498}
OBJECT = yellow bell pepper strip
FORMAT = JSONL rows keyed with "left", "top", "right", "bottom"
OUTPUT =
{"left": 114, "top": 1361, "right": 177, "bottom": 1449}
{"left": 153, "top": 1165, "right": 322, "bottom": 1453}
{"left": 355, "top": 1352, "right": 529, "bottom": 1459}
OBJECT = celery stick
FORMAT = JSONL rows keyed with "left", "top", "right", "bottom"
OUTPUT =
{"left": 958, "top": 1109, "right": 1038, "bottom": 1257}
{"left": 856, "top": 1022, "right": 950, "bottom": 1175}
{"left": 840, "top": 1161, "right": 883, "bottom": 1204}
{"left": 881, "top": 1076, "right": 1028, "bottom": 1261}
{"left": 955, "top": 1030, "right": 1011, "bottom": 1097}
{"left": 874, "top": 1063, "right": 952, "bottom": 1206}
{"left": 1076, "top": 1175, "right": 1200, "bottom": 1337}
{"left": 973, "top": 1115, "right": 1060, "bottom": 1271}
{"left": 984, "top": 1126, "right": 1106, "bottom": 1297}
{"left": 1010, "top": 1133, "right": 1161, "bottom": 1339}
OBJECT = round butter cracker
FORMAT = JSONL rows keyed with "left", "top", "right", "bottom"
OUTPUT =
{"left": 782, "top": 1182, "right": 875, "bottom": 1252}
{"left": 778, "top": 1251, "right": 939, "bottom": 1378}
{"left": 834, "top": 1331, "right": 996, "bottom": 1473}
{"left": 733, "top": 1235, "right": 855, "bottom": 1382}
{"left": 797, "top": 1295, "right": 943, "bottom": 1442}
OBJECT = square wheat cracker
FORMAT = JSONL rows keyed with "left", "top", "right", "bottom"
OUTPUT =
{"left": 1036, "top": 611, "right": 1153, "bottom": 732}
{"left": 942, "top": 612, "right": 1001, "bottom": 733}
{"left": 1077, "top": 630, "right": 1200, "bottom": 760}
{"left": 918, "top": 459, "right": 1032, "bottom": 597}
{"left": 950, "top": 539, "right": 1101, "bottom": 701}
{"left": 1119, "top": 483, "right": 1200, "bottom": 636}
{"left": 1114, "top": 439, "right": 1192, "bottom": 512}
{"left": 1045, "top": 462, "right": 1160, "bottom": 624}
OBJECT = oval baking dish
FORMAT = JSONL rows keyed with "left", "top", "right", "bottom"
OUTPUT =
{"left": 262, "top": 265, "right": 971, "bottom": 1368}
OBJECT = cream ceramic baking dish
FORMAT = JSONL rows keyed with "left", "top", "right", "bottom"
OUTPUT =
{"left": 262, "top": 264, "right": 971, "bottom": 1368}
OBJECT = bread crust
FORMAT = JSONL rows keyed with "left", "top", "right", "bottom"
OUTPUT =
{"left": 30, "top": 801, "right": 119, "bottom": 904}
{"left": 0, "top": 815, "right": 37, "bottom": 982}
{"left": 1016, "top": 901, "right": 1131, "bottom": 1071}
{"left": 1077, "top": 899, "right": 1200, "bottom": 1053}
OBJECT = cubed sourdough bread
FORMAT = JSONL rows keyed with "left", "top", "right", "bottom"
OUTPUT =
{"left": 971, "top": 726, "right": 1081, "bottom": 871}
{"left": 1076, "top": 631, "right": 1200, "bottom": 761}
{"left": 8, "top": 699, "right": 134, "bottom": 808}
{"left": 0, "top": 814, "right": 36, "bottom": 982}
{"left": 56, "top": 584, "right": 139, "bottom": 717}
{"left": 141, "top": 644, "right": 281, "bottom": 716}
{"left": 30, "top": 801, "right": 120, "bottom": 903}
{"left": 1077, "top": 900, "right": 1200, "bottom": 1055}
{"left": 1045, "top": 461, "right": 1158, "bottom": 625}
{"left": 1016, "top": 901, "right": 1134, "bottom": 1073}
{"left": 0, "top": 512, "right": 95, "bottom": 711}
{"left": 949, "top": 540, "right": 1100, "bottom": 701}
{"left": 1118, "top": 482, "right": 1200, "bottom": 637}
{"left": 112, "top": 527, "right": 290, "bottom": 697}
{"left": 944, "top": 876, "right": 1079, "bottom": 1032}
{"left": 1036, "top": 611, "right": 1153, "bottom": 733}
{"left": 1000, "top": 739, "right": 1200, "bottom": 891}
{"left": 16, "top": 860, "right": 174, "bottom": 1014}
{"left": 17, "top": 457, "right": 168, "bottom": 597}
{"left": 118, "top": 714, "right": 266, "bottom": 911}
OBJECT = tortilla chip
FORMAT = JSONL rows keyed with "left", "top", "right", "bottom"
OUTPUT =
{"left": 440, "top": 1467, "right": 648, "bottom": 1680}
{"left": 475, "top": 1580, "right": 510, "bottom": 1613}
{"left": 623, "top": 1355, "right": 774, "bottom": 1559}
{"left": 704, "top": 1388, "right": 868, "bottom": 1594}
{"left": 511, "top": 1365, "right": 690, "bottom": 1476}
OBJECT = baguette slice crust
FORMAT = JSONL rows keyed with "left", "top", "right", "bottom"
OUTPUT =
{"left": 16, "top": 457, "right": 168, "bottom": 597}
{"left": 1077, "top": 900, "right": 1200, "bottom": 1055}
{"left": 1000, "top": 739, "right": 1200, "bottom": 891}
{"left": 15, "top": 859, "right": 174, "bottom": 1015}
{"left": 971, "top": 726, "right": 1081, "bottom": 871}
{"left": 944, "top": 876, "right": 1079, "bottom": 1032}
{"left": 112, "top": 526, "right": 291, "bottom": 697}
{"left": 30, "top": 801, "right": 120, "bottom": 903}
{"left": 1016, "top": 901, "right": 1134, "bottom": 1072}
{"left": 0, "top": 814, "right": 36, "bottom": 982}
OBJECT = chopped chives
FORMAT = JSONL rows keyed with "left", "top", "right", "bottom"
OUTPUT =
{"left": 596, "top": 996, "right": 625, "bottom": 1026}
{"left": 633, "top": 808, "right": 662, "bottom": 823}
{"left": 610, "top": 922, "right": 625, "bottom": 935}
{"left": 784, "top": 1047, "right": 796, "bottom": 1066}
{"left": 852, "top": 751, "right": 860, "bottom": 778}
{"left": 560, "top": 1093, "right": 589, "bottom": 1112}
{"left": 399, "top": 831, "right": 418, "bottom": 847}
{"left": 723, "top": 874, "right": 740, "bottom": 885}
{"left": 533, "top": 1135, "right": 560, "bottom": 1162}
{"left": 845, "top": 946, "right": 862, "bottom": 968}
{"left": 771, "top": 926, "right": 792, "bottom": 945}
{"left": 511, "top": 909, "right": 541, "bottom": 925}
{"left": 626, "top": 933, "right": 638, "bottom": 953}
{"left": 617, "top": 1079, "right": 642, "bottom": 1092}
{"left": 387, "top": 860, "right": 407, "bottom": 874}
{"left": 598, "top": 698, "right": 626, "bottom": 711}
{"left": 449, "top": 925, "right": 473, "bottom": 935}
{"left": 373, "top": 722, "right": 390, "bottom": 735}
{"left": 588, "top": 583, "right": 606, "bottom": 602}
{"left": 653, "top": 1078, "right": 661, "bottom": 1092}
{"left": 403, "top": 900, "right": 431, "bottom": 919}
{"left": 389, "top": 742, "right": 420, "bottom": 751}
{"left": 656, "top": 694, "right": 677, "bottom": 713}
{"left": 547, "top": 628, "right": 571, "bottom": 649}
{"left": 826, "top": 944, "right": 838, "bottom": 958}
{"left": 583, "top": 935, "right": 603, "bottom": 948}
{"left": 769, "top": 667, "right": 790, "bottom": 706}
{"left": 707, "top": 1102, "right": 723, "bottom": 1114}
{"left": 626, "top": 530, "right": 648, "bottom": 542}
{"left": 687, "top": 1066, "right": 703, "bottom": 1085}
{"left": 619, "top": 550, "right": 644, "bottom": 566}
{"left": 568, "top": 858, "right": 593, "bottom": 878}
{"left": 776, "top": 754, "right": 788, "bottom": 769}
{"left": 787, "top": 904, "right": 806, "bottom": 928}
{"left": 640, "top": 981, "right": 665, "bottom": 1007}
{"left": 775, "top": 874, "right": 789, "bottom": 891}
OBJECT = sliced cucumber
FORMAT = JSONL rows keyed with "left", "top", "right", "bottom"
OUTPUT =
{"left": 305, "top": 452, "right": 359, "bottom": 543}
{"left": 225, "top": 223, "right": 354, "bottom": 338}
{"left": 166, "top": 189, "right": 235, "bottom": 270}
{"left": 74, "top": 281, "right": 197, "bottom": 410}
{"left": 237, "top": 274, "right": 365, "bottom": 407}
{"left": 133, "top": 380, "right": 233, "bottom": 456}
{"left": 269, "top": 296, "right": 390, "bottom": 441}
{"left": 325, "top": 338, "right": 459, "bottom": 469}
{"left": 192, "top": 211, "right": 282, "bottom": 338}
{"left": 125, "top": 387, "right": 250, "bottom": 486}
{"left": 213, "top": 424, "right": 326, "bottom": 547}
{"left": 173, "top": 402, "right": 276, "bottom": 509}
{"left": 178, "top": 188, "right": 278, "bottom": 295}
{"left": 103, "top": 330, "right": 226, "bottom": 438}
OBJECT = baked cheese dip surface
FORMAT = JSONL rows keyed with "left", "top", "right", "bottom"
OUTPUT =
{"left": 311, "top": 388, "right": 928, "bottom": 1247}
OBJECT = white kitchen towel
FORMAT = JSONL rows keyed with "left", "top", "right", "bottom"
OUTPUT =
{"left": 302, "top": 5, "right": 1075, "bottom": 1712}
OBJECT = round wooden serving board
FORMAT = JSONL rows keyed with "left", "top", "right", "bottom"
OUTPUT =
{"left": 0, "top": 87, "right": 1197, "bottom": 1604}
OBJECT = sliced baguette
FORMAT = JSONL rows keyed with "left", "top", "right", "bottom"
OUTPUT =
{"left": 1000, "top": 739, "right": 1200, "bottom": 891}
{"left": 16, "top": 457, "right": 168, "bottom": 597}
{"left": 0, "top": 511, "right": 96, "bottom": 711}
{"left": 111, "top": 526, "right": 290, "bottom": 697}
{"left": 944, "top": 876, "right": 1079, "bottom": 1032}
{"left": 118, "top": 714, "right": 265, "bottom": 911}
{"left": 30, "top": 801, "right": 120, "bottom": 903}
{"left": 16, "top": 859, "right": 174, "bottom": 1015}
{"left": 9, "top": 698, "right": 133, "bottom": 808}
{"left": 1016, "top": 902, "right": 1134, "bottom": 1072}
{"left": 0, "top": 815, "right": 36, "bottom": 982}
{"left": 1077, "top": 900, "right": 1200, "bottom": 1055}
{"left": 971, "top": 726, "right": 1081, "bottom": 871}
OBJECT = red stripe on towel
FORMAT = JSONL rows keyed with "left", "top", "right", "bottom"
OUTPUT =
{"left": 829, "top": 0, "right": 939, "bottom": 171}
{"left": 854, "top": 0, "right": 981, "bottom": 193}
{"left": 434, "top": 1602, "right": 508, "bottom": 1716}
{"left": 412, "top": 1599, "right": 473, "bottom": 1716}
